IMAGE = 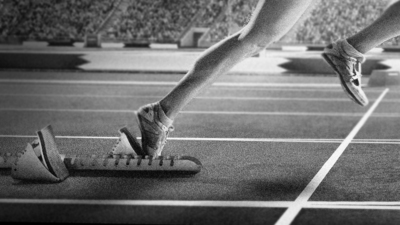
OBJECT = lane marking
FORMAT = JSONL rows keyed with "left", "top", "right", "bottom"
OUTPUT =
{"left": 275, "top": 88, "right": 389, "bottom": 225}
{"left": 306, "top": 201, "right": 400, "bottom": 210}
{"left": 2, "top": 82, "right": 389, "bottom": 93}
{"left": 0, "top": 108, "right": 368, "bottom": 117}
{"left": 1, "top": 108, "right": 399, "bottom": 117}
{"left": 0, "top": 84, "right": 378, "bottom": 93}
{"left": 1, "top": 135, "right": 400, "bottom": 145}
{"left": 0, "top": 93, "right": 356, "bottom": 102}
{"left": 1, "top": 198, "right": 400, "bottom": 211}
{"left": 2, "top": 92, "right": 399, "bottom": 102}
{"left": 0, "top": 199, "right": 290, "bottom": 208}
{"left": 0, "top": 79, "right": 343, "bottom": 88}
{"left": 309, "top": 201, "right": 400, "bottom": 206}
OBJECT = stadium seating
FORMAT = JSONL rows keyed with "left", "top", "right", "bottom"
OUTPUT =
{"left": 0, "top": 0, "right": 116, "bottom": 41}
{"left": 108, "top": 0, "right": 203, "bottom": 42}
{"left": 1, "top": 0, "right": 399, "bottom": 46}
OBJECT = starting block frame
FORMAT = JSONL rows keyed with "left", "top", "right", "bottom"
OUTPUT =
{"left": 0, "top": 153, "right": 202, "bottom": 173}
{"left": 64, "top": 154, "right": 201, "bottom": 173}
{"left": 0, "top": 125, "right": 202, "bottom": 183}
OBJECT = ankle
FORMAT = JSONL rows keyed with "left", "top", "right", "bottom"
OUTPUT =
{"left": 154, "top": 102, "right": 174, "bottom": 127}
{"left": 341, "top": 39, "right": 365, "bottom": 61}
{"left": 159, "top": 100, "right": 178, "bottom": 121}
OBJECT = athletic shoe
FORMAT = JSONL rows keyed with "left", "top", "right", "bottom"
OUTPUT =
{"left": 322, "top": 41, "right": 369, "bottom": 106}
{"left": 134, "top": 103, "right": 174, "bottom": 158}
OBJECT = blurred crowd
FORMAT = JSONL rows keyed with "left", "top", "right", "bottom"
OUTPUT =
{"left": 0, "top": 0, "right": 115, "bottom": 41}
{"left": 193, "top": 0, "right": 225, "bottom": 28}
{"left": 205, "top": 0, "right": 257, "bottom": 42}
{"left": 292, "top": 0, "right": 391, "bottom": 45}
{"left": 108, "top": 0, "right": 202, "bottom": 42}
{"left": 1, "top": 0, "right": 400, "bottom": 46}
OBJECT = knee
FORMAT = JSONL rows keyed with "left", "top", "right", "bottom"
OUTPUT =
{"left": 236, "top": 29, "right": 275, "bottom": 55}
{"left": 236, "top": 22, "right": 286, "bottom": 54}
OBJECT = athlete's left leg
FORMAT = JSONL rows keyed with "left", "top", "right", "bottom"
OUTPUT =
{"left": 134, "top": 0, "right": 317, "bottom": 158}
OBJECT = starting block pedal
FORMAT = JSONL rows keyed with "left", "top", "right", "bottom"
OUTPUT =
{"left": 1, "top": 125, "right": 202, "bottom": 183}
{"left": 11, "top": 125, "right": 69, "bottom": 183}
{"left": 112, "top": 127, "right": 145, "bottom": 156}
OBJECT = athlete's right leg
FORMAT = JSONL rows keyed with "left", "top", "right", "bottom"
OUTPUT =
{"left": 135, "top": 0, "right": 316, "bottom": 158}
{"left": 323, "top": 0, "right": 400, "bottom": 107}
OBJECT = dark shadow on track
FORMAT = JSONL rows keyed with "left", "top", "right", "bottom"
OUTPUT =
{"left": 280, "top": 58, "right": 390, "bottom": 74}
{"left": 68, "top": 170, "right": 200, "bottom": 178}
{"left": 0, "top": 53, "right": 89, "bottom": 70}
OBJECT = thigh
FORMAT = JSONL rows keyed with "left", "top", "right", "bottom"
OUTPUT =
{"left": 239, "top": 0, "right": 317, "bottom": 44}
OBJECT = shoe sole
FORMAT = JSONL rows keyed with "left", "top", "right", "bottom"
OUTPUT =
{"left": 322, "top": 53, "right": 367, "bottom": 106}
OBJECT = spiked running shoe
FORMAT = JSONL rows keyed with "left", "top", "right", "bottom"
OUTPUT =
{"left": 322, "top": 41, "right": 369, "bottom": 106}
{"left": 134, "top": 103, "right": 174, "bottom": 158}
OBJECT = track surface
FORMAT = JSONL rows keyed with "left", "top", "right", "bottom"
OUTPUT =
{"left": 0, "top": 71, "right": 399, "bottom": 224}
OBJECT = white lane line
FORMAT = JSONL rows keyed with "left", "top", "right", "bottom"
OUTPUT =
{"left": 0, "top": 93, "right": 355, "bottom": 102}
{"left": 1, "top": 198, "right": 400, "bottom": 211}
{"left": 2, "top": 92, "right": 399, "bottom": 102}
{"left": 275, "top": 88, "right": 389, "bottom": 225}
{"left": 309, "top": 201, "right": 400, "bottom": 206}
{"left": 0, "top": 199, "right": 290, "bottom": 208}
{"left": 0, "top": 79, "right": 342, "bottom": 88}
{"left": 306, "top": 205, "right": 400, "bottom": 210}
{"left": 0, "top": 108, "right": 369, "bottom": 117}
{"left": 183, "top": 111, "right": 365, "bottom": 117}
{"left": 0, "top": 79, "right": 175, "bottom": 86}
{"left": 4, "top": 108, "right": 398, "bottom": 117}
{"left": 1, "top": 135, "right": 400, "bottom": 145}
{"left": 306, "top": 201, "right": 400, "bottom": 210}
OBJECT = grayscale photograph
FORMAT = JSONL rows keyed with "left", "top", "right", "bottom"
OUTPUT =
{"left": 0, "top": 0, "right": 400, "bottom": 224}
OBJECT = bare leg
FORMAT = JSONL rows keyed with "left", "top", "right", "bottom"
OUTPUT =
{"left": 135, "top": 0, "right": 316, "bottom": 157}
{"left": 160, "top": 0, "right": 315, "bottom": 120}
{"left": 347, "top": 0, "right": 400, "bottom": 54}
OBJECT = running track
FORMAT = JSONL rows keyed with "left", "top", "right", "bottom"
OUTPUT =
{"left": 0, "top": 71, "right": 400, "bottom": 224}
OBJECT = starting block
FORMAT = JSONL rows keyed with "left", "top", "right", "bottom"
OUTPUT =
{"left": 368, "top": 70, "right": 400, "bottom": 87}
{"left": 11, "top": 126, "right": 69, "bottom": 183}
{"left": 0, "top": 125, "right": 202, "bottom": 183}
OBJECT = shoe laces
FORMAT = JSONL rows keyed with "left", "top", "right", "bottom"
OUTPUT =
{"left": 162, "top": 126, "right": 174, "bottom": 146}
{"left": 347, "top": 56, "right": 362, "bottom": 81}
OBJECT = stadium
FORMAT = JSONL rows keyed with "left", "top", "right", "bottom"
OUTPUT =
{"left": 1, "top": 0, "right": 400, "bottom": 224}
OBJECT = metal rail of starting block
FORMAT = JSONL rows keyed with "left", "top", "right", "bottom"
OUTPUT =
{"left": 0, "top": 153, "right": 202, "bottom": 173}
{"left": 66, "top": 154, "right": 202, "bottom": 173}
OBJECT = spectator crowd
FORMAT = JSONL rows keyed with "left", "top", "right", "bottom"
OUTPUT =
{"left": 1, "top": 0, "right": 400, "bottom": 46}
{"left": 205, "top": 0, "right": 400, "bottom": 46}
{"left": 108, "top": 0, "right": 203, "bottom": 42}
{"left": 0, "top": 0, "right": 115, "bottom": 41}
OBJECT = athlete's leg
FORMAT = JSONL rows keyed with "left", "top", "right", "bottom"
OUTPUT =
{"left": 161, "top": 0, "right": 315, "bottom": 120}
{"left": 135, "top": 0, "right": 316, "bottom": 157}
{"left": 323, "top": 0, "right": 400, "bottom": 107}
{"left": 347, "top": 0, "right": 400, "bottom": 54}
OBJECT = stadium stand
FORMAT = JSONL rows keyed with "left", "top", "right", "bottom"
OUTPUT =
{"left": 107, "top": 0, "right": 204, "bottom": 42}
{"left": 193, "top": 0, "right": 226, "bottom": 28}
{"left": 202, "top": 0, "right": 257, "bottom": 43}
{"left": 1, "top": 0, "right": 399, "bottom": 46}
{"left": 203, "top": 0, "right": 392, "bottom": 45}
{"left": 0, "top": 0, "right": 116, "bottom": 42}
